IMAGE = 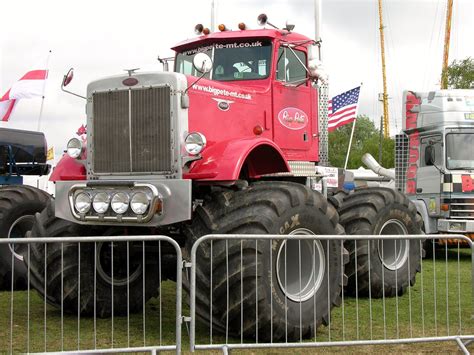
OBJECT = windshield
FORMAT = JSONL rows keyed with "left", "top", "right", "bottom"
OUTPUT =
{"left": 446, "top": 133, "right": 474, "bottom": 170}
{"left": 175, "top": 40, "right": 272, "bottom": 81}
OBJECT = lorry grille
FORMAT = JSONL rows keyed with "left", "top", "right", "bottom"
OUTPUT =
{"left": 446, "top": 197, "right": 474, "bottom": 219}
{"left": 92, "top": 87, "right": 172, "bottom": 174}
{"left": 395, "top": 134, "right": 408, "bottom": 192}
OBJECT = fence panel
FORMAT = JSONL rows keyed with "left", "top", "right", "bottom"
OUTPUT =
{"left": 0, "top": 235, "right": 182, "bottom": 354}
{"left": 189, "top": 234, "right": 474, "bottom": 354}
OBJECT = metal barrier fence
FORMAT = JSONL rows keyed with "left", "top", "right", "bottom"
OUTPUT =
{"left": 2, "top": 234, "right": 474, "bottom": 354}
{"left": 0, "top": 235, "right": 183, "bottom": 354}
{"left": 189, "top": 234, "right": 474, "bottom": 354}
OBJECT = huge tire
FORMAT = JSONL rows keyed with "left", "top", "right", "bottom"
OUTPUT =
{"left": 336, "top": 187, "right": 423, "bottom": 298}
{"left": 0, "top": 185, "right": 51, "bottom": 290}
{"left": 25, "top": 200, "right": 160, "bottom": 317}
{"left": 186, "top": 181, "right": 347, "bottom": 341}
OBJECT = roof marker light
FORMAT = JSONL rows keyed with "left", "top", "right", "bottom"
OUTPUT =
{"left": 238, "top": 22, "right": 246, "bottom": 30}
{"left": 218, "top": 24, "right": 227, "bottom": 31}
{"left": 202, "top": 27, "right": 211, "bottom": 35}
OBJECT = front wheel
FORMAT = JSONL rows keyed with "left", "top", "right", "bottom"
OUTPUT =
{"left": 0, "top": 185, "right": 51, "bottom": 290}
{"left": 26, "top": 200, "right": 160, "bottom": 317}
{"left": 186, "top": 182, "right": 347, "bottom": 341}
{"left": 337, "top": 187, "right": 423, "bottom": 297}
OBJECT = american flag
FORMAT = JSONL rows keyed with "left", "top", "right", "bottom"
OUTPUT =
{"left": 328, "top": 86, "right": 361, "bottom": 132}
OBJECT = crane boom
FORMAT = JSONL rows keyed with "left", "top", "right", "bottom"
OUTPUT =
{"left": 378, "top": 0, "right": 389, "bottom": 138}
{"left": 441, "top": 0, "right": 454, "bottom": 89}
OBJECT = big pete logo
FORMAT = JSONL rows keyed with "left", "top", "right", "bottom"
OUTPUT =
{"left": 405, "top": 92, "right": 421, "bottom": 195}
{"left": 278, "top": 108, "right": 308, "bottom": 130}
{"left": 212, "top": 98, "right": 234, "bottom": 111}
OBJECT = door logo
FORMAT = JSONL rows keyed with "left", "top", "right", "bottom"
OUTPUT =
{"left": 278, "top": 108, "right": 308, "bottom": 130}
{"left": 212, "top": 98, "right": 234, "bottom": 111}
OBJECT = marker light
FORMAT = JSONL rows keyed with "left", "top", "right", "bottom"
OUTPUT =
{"left": 202, "top": 27, "right": 211, "bottom": 35}
{"left": 238, "top": 22, "right": 246, "bottom": 30}
{"left": 218, "top": 24, "right": 227, "bottom": 31}
{"left": 195, "top": 24, "right": 204, "bottom": 35}
{"left": 253, "top": 125, "right": 263, "bottom": 135}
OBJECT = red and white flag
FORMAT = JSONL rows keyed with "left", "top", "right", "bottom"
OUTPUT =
{"left": 328, "top": 86, "right": 361, "bottom": 132}
{"left": 0, "top": 69, "right": 48, "bottom": 122}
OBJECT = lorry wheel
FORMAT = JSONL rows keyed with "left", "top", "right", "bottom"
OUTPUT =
{"left": 26, "top": 200, "right": 159, "bottom": 317}
{"left": 0, "top": 185, "right": 51, "bottom": 290}
{"left": 337, "top": 187, "right": 423, "bottom": 298}
{"left": 186, "top": 181, "right": 347, "bottom": 341}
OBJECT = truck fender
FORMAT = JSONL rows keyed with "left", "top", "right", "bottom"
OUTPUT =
{"left": 411, "top": 199, "right": 438, "bottom": 234}
{"left": 184, "top": 137, "right": 290, "bottom": 181}
{"left": 49, "top": 154, "right": 86, "bottom": 182}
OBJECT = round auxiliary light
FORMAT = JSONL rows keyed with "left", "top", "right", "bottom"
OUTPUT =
{"left": 74, "top": 192, "right": 91, "bottom": 214}
{"left": 238, "top": 22, "right": 246, "bottom": 30}
{"left": 67, "top": 138, "right": 82, "bottom": 159}
{"left": 202, "top": 27, "right": 211, "bottom": 35}
{"left": 185, "top": 132, "right": 207, "bottom": 155}
{"left": 218, "top": 24, "right": 227, "bottom": 31}
{"left": 93, "top": 192, "right": 110, "bottom": 214}
{"left": 111, "top": 192, "right": 130, "bottom": 214}
{"left": 131, "top": 192, "right": 150, "bottom": 215}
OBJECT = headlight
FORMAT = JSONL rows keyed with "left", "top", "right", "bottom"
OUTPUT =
{"left": 111, "top": 192, "right": 130, "bottom": 214}
{"left": 185, "top": 132, "right": 207, "bottom": 155}
{"left": 93, "top": 192, "right": 110, "bottom": 214}
{"left": 67, "top": 138, "right": 83, "bottom": 159}
{"left": 130, "top": 192, "right": 149, "bottom": 215}
{"left": 74, "top": 192, "right": 91, "bottom": 213}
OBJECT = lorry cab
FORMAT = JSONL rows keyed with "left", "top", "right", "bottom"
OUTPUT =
{"left": 172, "top": 28, "right": 320, "bottom": 164}
{"left": 397, "top": 89, "right": 474, "bottom": 235}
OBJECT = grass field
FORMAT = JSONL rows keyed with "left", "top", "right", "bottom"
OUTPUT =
{"left": 0, "top": 247, "right": 473, "bottom": 354}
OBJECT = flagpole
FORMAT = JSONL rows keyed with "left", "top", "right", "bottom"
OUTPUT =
{"left": 37, "top": 50, "right": 52, "bottom": 132}
{"left": 344, "top": 83, "right": 363, "bottom": 170}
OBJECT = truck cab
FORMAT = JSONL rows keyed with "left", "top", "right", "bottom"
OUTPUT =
{"left": 396, "top": 89, "right": 474, "bottom": 236}
{"left": 52, "top": 27, "right": 324, "bottom": 227}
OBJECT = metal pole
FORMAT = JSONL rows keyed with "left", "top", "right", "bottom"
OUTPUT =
{"left": 379, "top": 115, "right": 383, "bottom": 163}
{"left": 37, "top": 50, "right": 52, "bottom": 132}
{"left": 344, "top": 83, "right": 362, "bottom": 170}
{"left": 314, "top": 0, "right": 322, "bottom": 45}
{"left": 211, "top": 0, "right": 216, "bottom": 32}
{"left": 344, "top": 119, "right": 357, "bottom": 170}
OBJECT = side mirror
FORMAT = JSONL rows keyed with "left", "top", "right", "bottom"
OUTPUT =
{"left": 62, "top": 68, "right": 74, "bottom": 87}
{"left": 193, "top": 53, "right": 213, "bottom": 74}
{"left": 425, "top": 145, "right": 436, "bottom": 166}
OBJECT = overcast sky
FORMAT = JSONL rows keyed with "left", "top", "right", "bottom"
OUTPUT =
{"left": 0, "top": 0, "right": 473, "bottom": 159}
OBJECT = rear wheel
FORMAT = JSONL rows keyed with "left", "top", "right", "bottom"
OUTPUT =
{"left": 26, "top": 200, "right": 160, "bottom": 317}
{"left": 0, "top": 185, "right": 50, "bottom": 290}
{"left": 336, "top": 187, "right": 423, "bottom": 297}
{"left": 186, "top": 181, "right": 347, "bottom": 341}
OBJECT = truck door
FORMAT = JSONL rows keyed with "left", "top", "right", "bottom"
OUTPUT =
{"left": 417, "top": 134, "right": 443, "bottom": 194}
{"left": 272, "top": 45, "right": 315, "bottom": 159}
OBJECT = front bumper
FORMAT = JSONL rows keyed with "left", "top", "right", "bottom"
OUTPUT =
{"left": 437, "top": 219, "right": 474, "bottom": 233}
{"left": 55, "top": 179, "right": 192, "bottom": 226}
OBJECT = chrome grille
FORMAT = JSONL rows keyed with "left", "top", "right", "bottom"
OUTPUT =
{"left": 92, "top": 87, "right": 172, "bottom": 174}
{"left": 395, "top": 134, "right": 409, "bottom": 192}
{"left": 446, "top": 197, "right": 474, "bottom": 219}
